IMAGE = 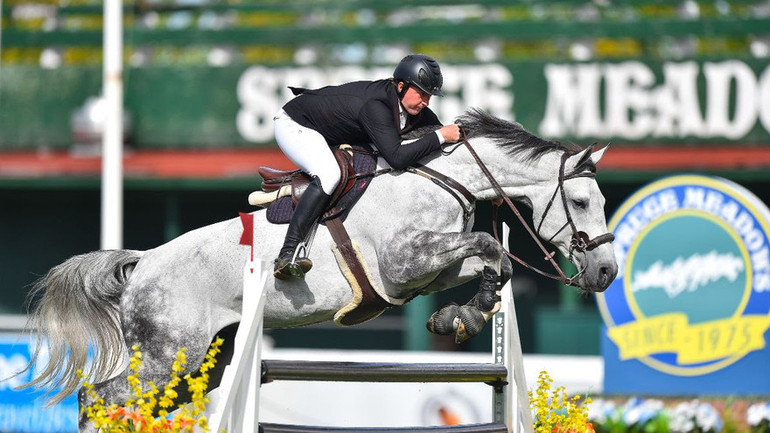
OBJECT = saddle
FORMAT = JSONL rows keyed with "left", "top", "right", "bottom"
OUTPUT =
{"left": 249, "top": 145, "right": 392, "bottom": 326}
{"left": 249, "top": 145, "right": 378, "bottom": 224}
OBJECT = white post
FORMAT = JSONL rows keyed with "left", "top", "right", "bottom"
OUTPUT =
{"left": 206, "top": 259, "right": 269, "bottom": 432}
{"left": 101, "top": 0, "right": 123, "bottom": 250}
{"left": 493, "top": 223, "right": 533, "bottom": 433}
{"left": 0, "top": 0, "right": 4, "bottom": 69}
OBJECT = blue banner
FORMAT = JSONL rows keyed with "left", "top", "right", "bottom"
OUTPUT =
{"left": 0, "top": 334, "right": 77, "bottom": 433}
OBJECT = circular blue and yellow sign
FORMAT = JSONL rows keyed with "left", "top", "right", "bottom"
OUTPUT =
{"left": 598, "top": 175, "right": 770, "bottom": 376}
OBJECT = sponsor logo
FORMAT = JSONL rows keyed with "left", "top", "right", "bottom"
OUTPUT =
{"left": 597, "top": 175, "right": 770, "bottom": 376}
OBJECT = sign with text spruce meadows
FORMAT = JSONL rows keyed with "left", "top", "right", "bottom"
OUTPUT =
{"left": 1, "top": 59, "right": 769, "bottom": 150}
{"left": 598, "top": 175, "right": 770, "bottom": 394}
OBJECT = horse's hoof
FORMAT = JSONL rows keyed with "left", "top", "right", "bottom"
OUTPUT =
{"left": 426, "top": 302, "right": 459, "bottom": 335}
{"left": 454, "top": 305, "right": 485, "bottom": 344}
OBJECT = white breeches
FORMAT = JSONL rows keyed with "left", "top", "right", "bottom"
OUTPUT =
{"left": 273, "top": 109, "right": 341, "bottom": 195}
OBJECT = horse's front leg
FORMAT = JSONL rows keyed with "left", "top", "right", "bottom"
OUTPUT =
{"left": 380, "top": 230, "right": 510, "bottom": 343}
{"left": 420, "top": 253, "right": 516, "bottom": 341}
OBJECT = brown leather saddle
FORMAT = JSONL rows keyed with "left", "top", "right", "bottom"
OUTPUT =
{"left": 256, "top": 145, "right": 378, "bottom": 224}
{"left": 259, "top": 145, "right": 356, "bottom": 210}
{"left": 255, "top": 145, "right": 391, "bottom": 325}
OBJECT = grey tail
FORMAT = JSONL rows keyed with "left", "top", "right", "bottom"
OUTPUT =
{"left": 18, "top": 249, "right": 143, "bottom": 406}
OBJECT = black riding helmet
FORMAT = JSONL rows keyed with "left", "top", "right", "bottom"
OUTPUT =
{"left": 393, "top": 54, "right": 444, "bottom": 97}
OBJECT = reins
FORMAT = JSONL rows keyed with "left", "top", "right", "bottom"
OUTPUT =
{"left": 386, "top": 130, "right": 614, "bottom": 287}
{"left": 456, "top": 130, "right": 614, "bottom": 287}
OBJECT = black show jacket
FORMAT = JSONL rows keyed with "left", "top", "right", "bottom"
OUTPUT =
{"left": 282, "top": 79, "right": 443, "bottom": 170}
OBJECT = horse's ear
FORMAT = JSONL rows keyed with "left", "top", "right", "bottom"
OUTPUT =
{"left": 572, "top": 143, "right": 596, "bottom": 169}
{"left": 590, "top": 143, "right": 610, "bottom": 165}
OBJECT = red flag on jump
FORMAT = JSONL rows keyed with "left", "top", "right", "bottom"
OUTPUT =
{"left": 239, "top": 212, "right": 254, "bottom": 246}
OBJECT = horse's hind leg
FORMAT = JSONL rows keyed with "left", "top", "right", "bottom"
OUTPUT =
{"left": 78, "top": 371, "right": 132, "bottom": 432}
{"left": 121, "top": 297, "right": 214, "bottom": 402}
{"left": 78, "top": 330, "right": 224, "bottom": 432}
{"left": 78, "top": 334, "right": 212, "bottom": 432}
{"left": 77, "top": 342, "right": 188, "bottom": 431}
{"left": 77, "top": 293, "right": 215, "bottom": 431}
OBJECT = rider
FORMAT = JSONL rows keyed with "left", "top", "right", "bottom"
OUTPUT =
{"left": 273, "top": 53, "right": 462, "bottom": 280}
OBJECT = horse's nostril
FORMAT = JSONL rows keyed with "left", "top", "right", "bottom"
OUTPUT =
{"left": 598, "top": 263, "right": 618, "bottom": 286}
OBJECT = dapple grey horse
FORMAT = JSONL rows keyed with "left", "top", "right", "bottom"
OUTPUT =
{"left": 22, "top": 109, "right": 617, "bottom": 430}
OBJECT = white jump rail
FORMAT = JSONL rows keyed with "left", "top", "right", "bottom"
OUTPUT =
{"left": 206, "top": 258, "right": 269, "bottom": 433}
{"left": 204, "top": 224, "right": 533, "bottom": 433}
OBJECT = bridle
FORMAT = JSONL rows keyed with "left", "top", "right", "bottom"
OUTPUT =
{"left": 449, "top": 131, "right": 615, "bottom": 287}
{"left": 537, "top": 151, "right": 616, "bottom": 259}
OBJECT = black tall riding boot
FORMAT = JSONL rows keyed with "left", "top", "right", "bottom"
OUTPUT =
{"left": 274, "top": 177, "right": 332, "bottom": 280}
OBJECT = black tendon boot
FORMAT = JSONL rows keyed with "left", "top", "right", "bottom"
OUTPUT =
{"left": 274, "top": 177, "right": 332, "bottom": 280}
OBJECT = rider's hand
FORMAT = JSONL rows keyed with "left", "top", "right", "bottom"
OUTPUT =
{"left": 439, "top": 124, "right": 461, "bottom": 144}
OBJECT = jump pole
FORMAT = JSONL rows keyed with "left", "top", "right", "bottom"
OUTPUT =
{"left": 205, "top": 254, "right": 269, "bottom": 432}
{"left": 494, "top": 223, "right": 533, "bottom": 432}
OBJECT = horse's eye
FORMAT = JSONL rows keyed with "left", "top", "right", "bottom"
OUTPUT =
{"left": 572, "top": 199, "right": 587, "bottom": 210}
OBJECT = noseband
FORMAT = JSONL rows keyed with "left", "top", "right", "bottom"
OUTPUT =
{"left": 459, "top": 134, "right": 614, "bottom": 287}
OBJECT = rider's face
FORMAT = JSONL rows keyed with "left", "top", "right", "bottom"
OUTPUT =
{"left": 398, "top": 83, "right": 431, "bottom": 116}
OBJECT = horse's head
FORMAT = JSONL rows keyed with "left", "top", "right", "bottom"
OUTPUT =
{"left": 528, "top": 145, "right": 618, "bottom": 293}
{"left": 451, "top": 109, "right": 617, "bottom": 292}
{"left": 435, "top": 109, "right": 618, "bottom": 293}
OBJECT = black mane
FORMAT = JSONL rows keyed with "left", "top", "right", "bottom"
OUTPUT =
{"left": 401, "top": 125, "right": 441, "bottom": 141}
{"left": 456, "top": 108, "right": 576, "bottom": 161}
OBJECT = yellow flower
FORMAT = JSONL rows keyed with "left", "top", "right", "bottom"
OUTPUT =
{"left": 529, "top": 370, "right": 592, "bottom": 433}
{"left": 80, "top": 338, "right": 225, "bottom": 432}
